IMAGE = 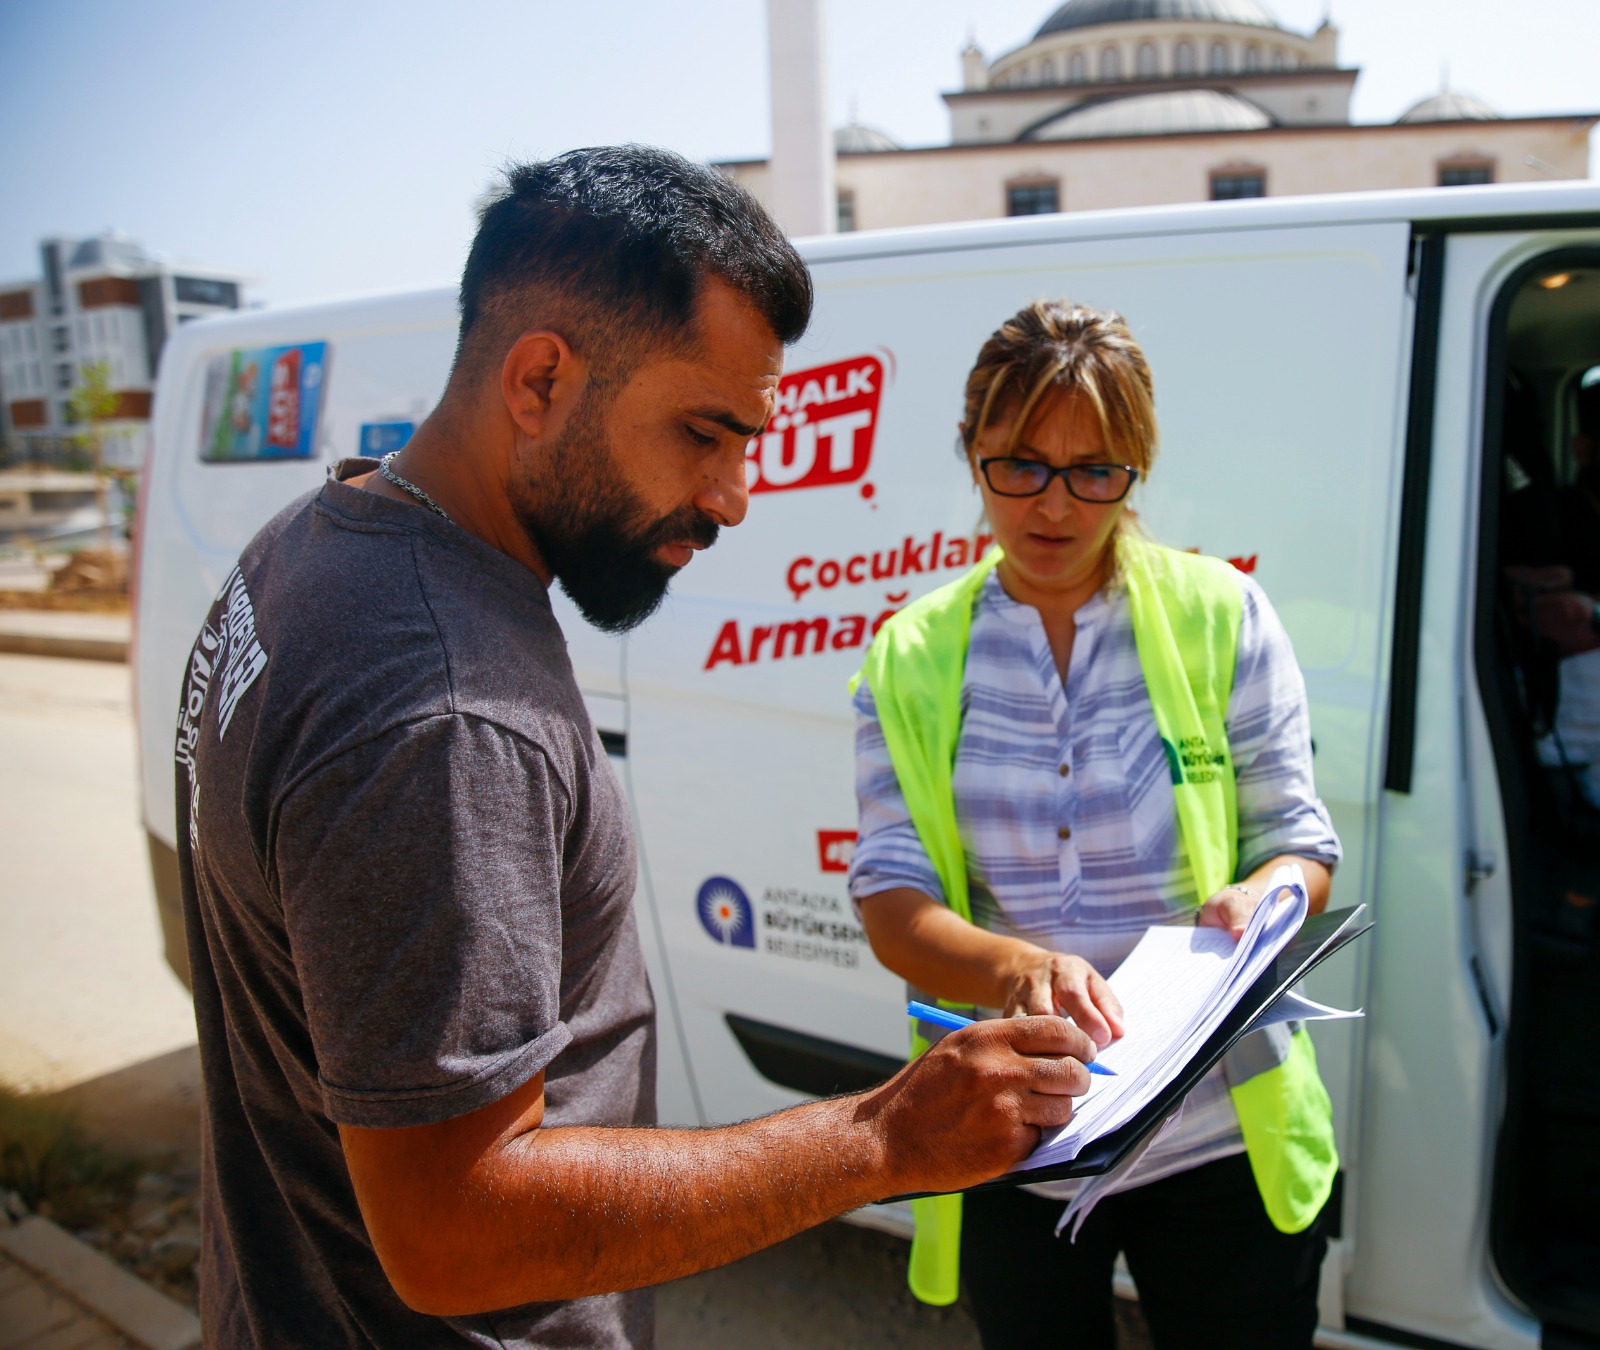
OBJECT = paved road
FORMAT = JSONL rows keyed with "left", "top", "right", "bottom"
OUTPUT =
{"left": 0, "top": 651, "right": 1150, "bottom": 1347}
{"left": 0, "top": 654, "right": 194, "bottom": 1096}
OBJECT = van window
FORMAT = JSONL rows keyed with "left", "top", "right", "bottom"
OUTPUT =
{"left": 1479, "top": 256, "right": 1600, "bottom": 1333}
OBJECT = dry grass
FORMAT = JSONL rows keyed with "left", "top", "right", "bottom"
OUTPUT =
{"left": 0, "top": 1083, "right": 139, "bottom": 1227}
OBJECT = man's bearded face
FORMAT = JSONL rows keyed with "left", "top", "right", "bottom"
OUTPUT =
{"left": 513, "top": 386, "right": 719, "bottom": 633}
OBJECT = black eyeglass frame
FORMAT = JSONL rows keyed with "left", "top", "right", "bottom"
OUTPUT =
{"left": 976, "top": 456, "right": 1141, "bottom": 502}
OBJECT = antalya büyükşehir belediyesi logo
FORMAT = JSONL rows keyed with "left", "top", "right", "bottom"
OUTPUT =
{"left": 697, "top": 876, "right": 756, "bottom": 948}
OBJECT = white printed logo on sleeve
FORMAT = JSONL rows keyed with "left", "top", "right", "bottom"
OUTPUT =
{"left": 174, "top": 567, "right": 270, "bottom": 844}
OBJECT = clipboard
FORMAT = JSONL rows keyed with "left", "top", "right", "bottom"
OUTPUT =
{"left": 887, "top": 902, "right": 1371, "bottom": 1202}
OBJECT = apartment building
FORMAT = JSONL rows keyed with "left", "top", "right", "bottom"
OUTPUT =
{"left": 0, "top": 233, "right": 248, "bottom": 469}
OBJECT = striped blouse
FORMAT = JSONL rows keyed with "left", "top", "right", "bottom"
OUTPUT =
{"left": 849, "top": 565, "right": 1342, "bottom": 1197}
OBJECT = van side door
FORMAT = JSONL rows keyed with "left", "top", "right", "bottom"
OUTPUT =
{"left": 622, "top": 215, "right": 1414, "bottom": 1198}
{"left": 1358, "top": 218, "right": 1600, "bottom": 1350}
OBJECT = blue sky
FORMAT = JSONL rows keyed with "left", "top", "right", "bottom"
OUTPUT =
{"left": 2, "top": 0, "right": 1594, "bottom": 305}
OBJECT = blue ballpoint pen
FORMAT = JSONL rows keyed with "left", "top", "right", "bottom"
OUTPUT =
{"left": 907, "top": 1001, "right": 1116, "bottom": 1074}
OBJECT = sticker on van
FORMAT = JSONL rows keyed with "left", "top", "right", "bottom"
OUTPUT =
{"left": 697, "top": 876, "right": 756, "bottom": 948}
{"left": 745, "top": 353, "right": 886, "bottom": 496}
{"left": 817, "top": 831, "right": 857, "bottom": 874}
{"left": 359, "top": 421, "right": 415, "bottom": 457}
{"left": 200, "top": 342, "right": 327, "bottom": 462}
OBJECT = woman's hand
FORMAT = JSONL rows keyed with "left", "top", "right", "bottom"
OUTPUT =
{"left": 1199, "top": 857, "right": 1333, "bottom": 940}
{"left": 999, "top": 949, "right": 1125, "bottom": 1049}
{"left": 1197, "top": 883, "right": 1262, "bottom": 941}
{"left": 859, "top": 888, "right": 1127, "bottom": 1049}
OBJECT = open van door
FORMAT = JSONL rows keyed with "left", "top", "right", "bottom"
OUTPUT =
{"left": 1474, "top": 237, "right": 1600, "bottom": 1348}
{"left": 1359, "top": 216, "right": 1600, "bottom": 1349}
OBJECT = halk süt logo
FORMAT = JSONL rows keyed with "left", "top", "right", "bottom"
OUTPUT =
{"left": 745, "top": 354, "right": 887, "bottom": 497}
{"left": 697, "top": 876, "right": 756, "bottom": 948}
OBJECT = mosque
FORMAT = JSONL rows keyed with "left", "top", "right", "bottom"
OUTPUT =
{"left": 722, "top": 0, "right": 1595, "bottom": 231}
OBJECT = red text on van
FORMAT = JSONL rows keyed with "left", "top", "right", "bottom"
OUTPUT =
{"left": 267, "top": 349, "right": 302, "bottom": 450}
{"left": 747, "top": 355, "right": 883, "bottom": 494}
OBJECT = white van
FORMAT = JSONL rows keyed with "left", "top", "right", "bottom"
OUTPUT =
{"left": 134, "top": 182, "right": 1600, "bottom": 1350}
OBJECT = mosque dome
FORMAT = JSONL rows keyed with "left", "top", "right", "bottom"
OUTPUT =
{"left": 835, "top": 121, "right": 901, "bottom": 153}
{"left": 1034, "top": 0, "right": 1282, "bottom": 39}
{"left": 1397, "top": 90, "right": 1501, "bottom": 124}
{"left": 1026, "top": 88, "right": 1273, "bottom": 139}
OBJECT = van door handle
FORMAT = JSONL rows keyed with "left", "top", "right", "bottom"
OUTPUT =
{"left": 1465, "top": 849, "right": 1498, "bottom": 890}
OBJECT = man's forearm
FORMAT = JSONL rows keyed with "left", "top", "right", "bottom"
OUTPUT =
{"left": 346, "top": 1014, "right": 1090, "bottom": 1317}
{"left": 360, "top": 1092, "right": 888, "bottom": 1315}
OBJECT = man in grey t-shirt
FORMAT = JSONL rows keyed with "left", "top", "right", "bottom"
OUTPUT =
{"left": 177, "top": 146, "right": 1101, "bottom": 1348}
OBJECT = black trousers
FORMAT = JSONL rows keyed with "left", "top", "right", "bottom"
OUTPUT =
{"left": 959, "top": 1154, "right": 1327, "bottom": 1350}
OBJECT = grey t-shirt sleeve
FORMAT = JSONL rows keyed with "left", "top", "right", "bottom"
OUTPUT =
{"left": 272, "top": 713, "right": 575, "bottom": 1129}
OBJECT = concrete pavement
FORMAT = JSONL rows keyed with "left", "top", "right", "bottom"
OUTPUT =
{"left": 0, "top": 655, "right": 193, "bottom": 1097}
{"left": 0, "top": 653, "right": 203, "bottom": 1347}
{"left": 0, "top": 1247, "right": 135, "bottom": 1350}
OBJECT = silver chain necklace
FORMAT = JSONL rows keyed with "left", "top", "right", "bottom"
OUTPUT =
{"left": 378, "top": 451, "right": 452, "bottom": 524}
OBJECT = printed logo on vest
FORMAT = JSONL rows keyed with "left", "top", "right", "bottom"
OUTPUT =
{"left": 1163, "top": 735, "right": 1229, "bottom": 786}
{"left": 697, "top": 876, "right": 756, "bottom": 948}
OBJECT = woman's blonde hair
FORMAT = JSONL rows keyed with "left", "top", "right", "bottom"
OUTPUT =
{"left": 960, "top": 300, "right": 1158, "bottom": 481}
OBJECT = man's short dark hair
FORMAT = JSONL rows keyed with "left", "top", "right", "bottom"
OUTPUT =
{"left": 456, "top": 145, "right": 812, "bottom": 381}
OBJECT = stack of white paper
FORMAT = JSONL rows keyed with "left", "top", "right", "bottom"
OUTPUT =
{"left": 1017, "top": 862, "right": 1357, "bottom": 1177}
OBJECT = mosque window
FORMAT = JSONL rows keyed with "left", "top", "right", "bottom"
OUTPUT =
{"left": 1068, "top": 51, "right": 1087, "bottom": 82}
{"left": 1007, "top": 179, "right": 1061, "bottom": 216}
{"left": 1042, "top": 56, "right": 1057, "bottom": 83}
{"left": 1439, "top": 158, "right": 1495, "bottom": 187}
{"left": 1244, "top": 44, "right": 1261, "bottom": 71}
{"left": 1101, "top": 46, "right": 1121, "bottom": 81}
{"left": 1137, "top": 42, "right": 1158, "bottom": 77}
{"left": 1209, "top": 41, "right": 1229, "bottom": 73}
{"left": 1175, "top": 41, "right": 1195, "bottom": 74}
{"left": 837, "top": 189, "right": 857, "bottom": 232}
{"left": 1210, "top": 166, "right": 1267, "bottom": 199}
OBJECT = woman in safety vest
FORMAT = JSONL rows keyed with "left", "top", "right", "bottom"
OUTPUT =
{"left": 849, "top": 300, "right": 1342, "bottom": 1350}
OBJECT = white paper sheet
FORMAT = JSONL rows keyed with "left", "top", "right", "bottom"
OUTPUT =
{"left": 1014, "top": 863, "right": 1358, "bottom": 1175}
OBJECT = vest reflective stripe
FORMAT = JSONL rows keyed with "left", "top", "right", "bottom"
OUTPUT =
{"left": 1121, "top": 540, "right": 1239, "bottom": 905}
{"left": 857, "top": 539, "right": 1337, "bottom": 1305}
{"left": 852, "top": 548, "right": 1002, "bottom": 927}
{"left": 906, "top": 1026, "right": 964, "bottom": 1305}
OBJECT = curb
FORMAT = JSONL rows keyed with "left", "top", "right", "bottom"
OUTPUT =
{"left": 0, "top": 613, "right": 130, "bottom": 663}
{"left": 0, "top": 1215, "right": 199, "bottom": 1350}
{"left": 0, "top": 630, "right": 128, "bottom": 662}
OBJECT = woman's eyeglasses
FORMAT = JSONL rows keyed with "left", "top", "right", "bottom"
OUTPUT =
{"left": 977, "top": 457, "right": 1139, "bottom": 503}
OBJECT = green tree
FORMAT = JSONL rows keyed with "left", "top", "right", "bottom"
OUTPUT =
{"left": 67, "top": 360, "right": 121, "bottom": 549}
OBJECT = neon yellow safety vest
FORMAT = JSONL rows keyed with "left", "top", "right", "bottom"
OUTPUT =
{"left": 854, "top": 537, "right": 1337, "bottom": 1306}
